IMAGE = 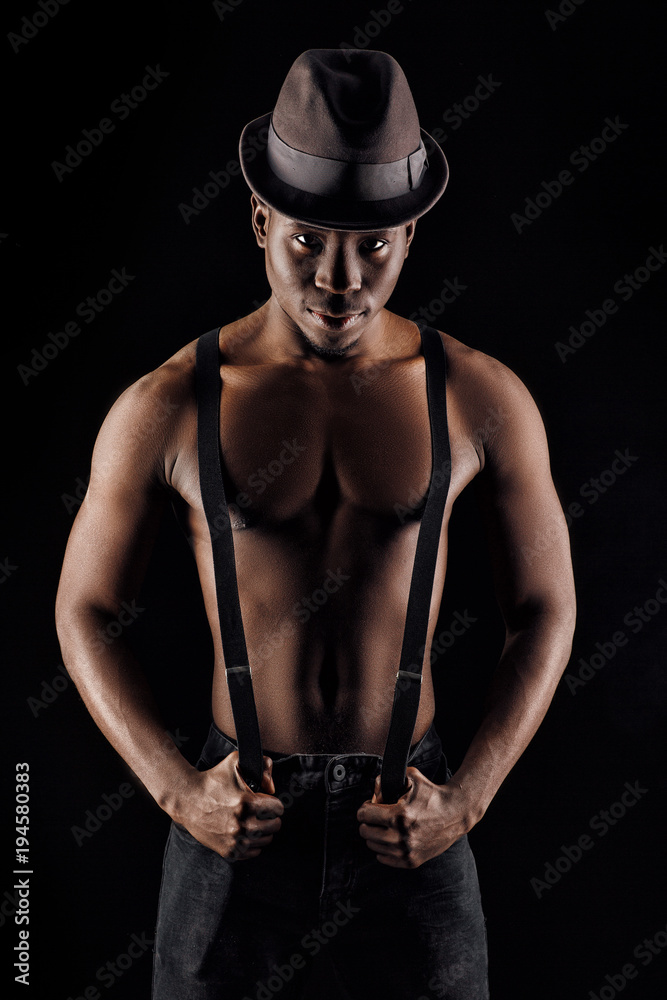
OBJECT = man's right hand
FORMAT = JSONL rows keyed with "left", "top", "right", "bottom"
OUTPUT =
{"left": 175, "top": 751, "right": 284, "bottom": 861}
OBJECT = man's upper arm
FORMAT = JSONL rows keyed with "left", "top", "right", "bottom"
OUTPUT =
{"left": 470, "top": 354, "right": 576, "bottom": 631}
{"left": 56, "top": 367, "right": 185, "bottom": 622}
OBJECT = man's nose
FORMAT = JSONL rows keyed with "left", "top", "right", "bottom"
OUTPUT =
{"left": 314, "top": 246, "right": 362, "bottom": 295}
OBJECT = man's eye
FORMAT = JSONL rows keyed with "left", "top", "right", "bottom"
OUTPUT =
{"left": 294, "top": 234, "right": 321, "bottom": 248}
{"left": 361, "top": 238, "right": 387, "bottom": 251}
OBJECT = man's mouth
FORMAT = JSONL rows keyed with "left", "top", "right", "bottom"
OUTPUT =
{"left": 307, "top": 309, "right": 364, "bottom": 332}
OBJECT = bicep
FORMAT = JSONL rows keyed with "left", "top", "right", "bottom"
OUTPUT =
{"left": 57, "top": 381, "right": 171, "bottom": 619}
{"left": 474, "top": 372, "right": 575, "bottom": 630}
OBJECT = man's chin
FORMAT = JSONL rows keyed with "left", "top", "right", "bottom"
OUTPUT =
{"left": 298, "top": 308, "right": 372, "bottom": 357}
{"left": 296, "top": 327, "right": 361, "bottom": 359}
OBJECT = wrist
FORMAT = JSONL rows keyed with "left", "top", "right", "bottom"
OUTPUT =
{"left": 446, "top": 771, "right": 491, "bottom": 832}
{"left": 153, "top": 760, "right": 201, "bottom": 824}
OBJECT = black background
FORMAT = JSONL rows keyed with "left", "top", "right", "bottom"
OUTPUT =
{"left": 2, "top": 1, "right": 666, "bottom": 997}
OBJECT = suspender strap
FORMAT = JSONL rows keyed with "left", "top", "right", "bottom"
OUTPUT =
{"left": 195, "top": 329, "right": 264, "bottom": 793}
{"left": 380, "top": 326, "right": 451, "bottom": 803}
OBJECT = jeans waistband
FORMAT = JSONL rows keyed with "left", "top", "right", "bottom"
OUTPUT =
{"left": 200, "top": 719, "right": 443, "bottom": 770}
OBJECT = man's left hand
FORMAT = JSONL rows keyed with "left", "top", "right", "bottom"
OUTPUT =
{"left": 356, "top": 767, "right": 470, "bottom": 868}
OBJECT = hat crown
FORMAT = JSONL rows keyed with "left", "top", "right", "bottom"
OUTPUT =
{"left": 272, "top": 49, "right": 421, "bottom": 164}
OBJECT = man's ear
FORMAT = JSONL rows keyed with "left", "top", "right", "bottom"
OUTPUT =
{"left": 404, "top": 219, "right": 417, "bottom": 258}
{"left": 251, "top": 195, "right": 270, "bottom": 247}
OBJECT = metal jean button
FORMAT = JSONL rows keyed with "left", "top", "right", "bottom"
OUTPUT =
{"left": 332, "top": 763, "right": 346, "bottom": 781}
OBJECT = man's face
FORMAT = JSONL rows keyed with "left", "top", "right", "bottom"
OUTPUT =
{"left": 251, "top": 197, "right": 416, "bottom": 357}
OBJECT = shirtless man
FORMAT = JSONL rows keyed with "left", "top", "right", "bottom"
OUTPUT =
{"left": 55, "top": 50, "right": 575, "bottom": 999}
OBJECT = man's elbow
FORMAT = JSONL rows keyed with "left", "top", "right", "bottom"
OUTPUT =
{"left": 55, "top": 589, "right": 109, "bottom": 673}
{"left": 549, "top": 598, "right": 577, "bottom": 668}
{"left": 552, "top": 579, "right": 577, "bottom": 644}
{"left": 55, "top": 591, "right": 87, "bottom": 670}
{"left": 505, "top": 591, "right": 577, "bottom": 664}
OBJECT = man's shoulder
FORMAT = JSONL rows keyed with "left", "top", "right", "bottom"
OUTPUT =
{"left": 91, "top": 331, "right": 217, "bottom": 490}
{"left": 432, "top": 329, "right": 543, "bottom": 455}
{"left": 99, "top": 332, "right": 210, "bottom": 449}
{"left": 114, "top": 332, "right": 207, "bottom": 411}
{"left": 435, "top": 329, "right": 526, "bottom": 398}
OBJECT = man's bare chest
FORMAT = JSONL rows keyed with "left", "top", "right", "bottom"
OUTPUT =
{"left": 170, "top": 353, "right": 478, "bottom": 528}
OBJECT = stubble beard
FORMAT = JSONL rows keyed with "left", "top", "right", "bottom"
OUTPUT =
{"left": 295, "top": 327, "right": 362, "bottom": 359}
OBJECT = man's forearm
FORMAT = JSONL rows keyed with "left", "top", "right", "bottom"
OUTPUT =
{"left": 451, "top": 613, "right": 575, "bottom": 827}
{"left": 57, "top": 611, "right": 197, "bottom": 819}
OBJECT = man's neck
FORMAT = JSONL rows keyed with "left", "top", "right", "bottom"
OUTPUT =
{"left": 232, "top": 297, "right": 418, "bottom": 367}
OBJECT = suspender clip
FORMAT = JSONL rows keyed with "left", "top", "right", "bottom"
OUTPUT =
{"left": 396, "top": 669, "right": 423, "bottom": 683}
{"left": 226, "top": 664, "right": 251, "bottom": 686}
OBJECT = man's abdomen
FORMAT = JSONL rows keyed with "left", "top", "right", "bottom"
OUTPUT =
{"left": 204, "top": 501, "right": 445, "bottom": 756}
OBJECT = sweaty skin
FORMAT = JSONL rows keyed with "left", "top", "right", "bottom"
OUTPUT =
{"left": 55, "top": 198, "right": 576, "bottom": 867}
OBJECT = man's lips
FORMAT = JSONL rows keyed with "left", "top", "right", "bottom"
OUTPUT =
{"left": 307, "top": 309, "right": 364, "bottom": 331}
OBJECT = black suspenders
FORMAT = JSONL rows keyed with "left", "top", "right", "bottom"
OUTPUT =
{"left": 195, "top": 325, "right": 451, "bottom": 801}
{"left": 196, "top": 329, "right": 264, "bottom": 792}
{"left": 380, "top": 325, "right": 451, "bottom": 801}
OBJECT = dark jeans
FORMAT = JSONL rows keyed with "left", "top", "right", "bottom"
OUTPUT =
{"left": 152, "top": 722, "right": 489, "bottom": 999}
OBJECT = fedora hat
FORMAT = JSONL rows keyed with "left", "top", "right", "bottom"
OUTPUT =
{"left": 239, "top": 48, "right": 448, "bottom": 231}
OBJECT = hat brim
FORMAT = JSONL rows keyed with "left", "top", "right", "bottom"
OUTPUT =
{"left": 239, "top": 113, "right": 449, "bottom": 231}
